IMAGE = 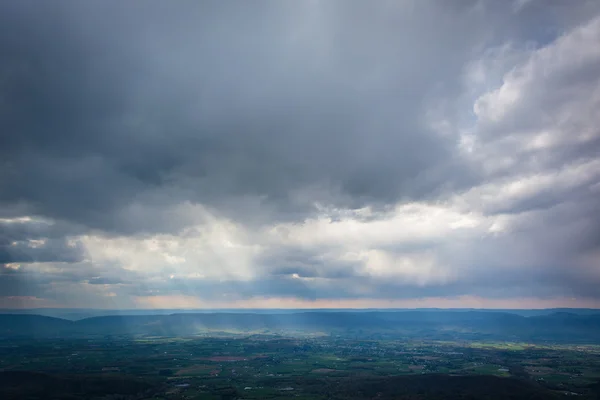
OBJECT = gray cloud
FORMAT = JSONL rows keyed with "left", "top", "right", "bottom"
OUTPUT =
{"left": 0, "top": 219, "right": 86, "bottom": 264}
{"left": 0, "top": 0, "right": 545, "bottom": 234}
{"left": 0, "top": 238, "right": 84, "bottom": 264}
{"left": 1, "top": 1, "right": 600, "bottom": 307}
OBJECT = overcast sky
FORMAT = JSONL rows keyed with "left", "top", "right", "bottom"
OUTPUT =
{"left": 1, "top": 0, "right": 600, "bottom": 309}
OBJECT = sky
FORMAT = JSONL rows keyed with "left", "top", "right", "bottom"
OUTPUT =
{"left": 1, "top": 0, "right": 600, "bottom": 310}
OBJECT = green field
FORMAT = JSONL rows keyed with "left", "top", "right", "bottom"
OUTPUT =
{"left": 1, "top": 335, "right": 600, "bottom": 399}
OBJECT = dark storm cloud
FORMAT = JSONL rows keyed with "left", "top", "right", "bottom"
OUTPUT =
{"left": 0, "top": 219, "right": 80, "bottom": 242}
{"left": 87, "top": 276, "right": 127, "bottom": 285}
{"left": 0, "top": 0, "right": 545, "bottom": 235}
{"left": 0, "top": 261, "right": 138, "bottom": 302}
{"left": 0, "top": 219, "right": 86, "bottom": 264}
{"left": 0, "top": 238, "right": 84, "bottom": 264}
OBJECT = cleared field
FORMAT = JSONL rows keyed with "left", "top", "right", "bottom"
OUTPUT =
{"left": 176, "top": 364, "right": 214, "bottom": 376}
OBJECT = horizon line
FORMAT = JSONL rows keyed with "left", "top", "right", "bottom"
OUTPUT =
{"left": 2, "top": 306, "right": 600, "bottom": 311}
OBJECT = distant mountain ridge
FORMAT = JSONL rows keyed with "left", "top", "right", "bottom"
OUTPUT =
{"left": 1, "top": 307, "right": 599, "bottom": 320}
{"left": 1, "top": 310, "right": 599, "bottom": 342}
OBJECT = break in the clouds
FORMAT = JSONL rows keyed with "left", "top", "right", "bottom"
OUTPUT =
{"left": 1, "top": 0, "right": 600, "bottom": 309}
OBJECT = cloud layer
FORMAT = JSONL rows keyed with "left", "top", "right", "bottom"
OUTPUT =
{"left": 1, "top": 0, "right": 600, "bottom": 309}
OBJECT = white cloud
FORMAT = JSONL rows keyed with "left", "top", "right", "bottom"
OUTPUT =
{"left": 269, "top": 203, "right": 483, "bottom": 248}
{"left": 80, "top": 204, "right": 262, "bottom": 281}
{"left": 469, "top": 15, "right": 600, "bottom": 164}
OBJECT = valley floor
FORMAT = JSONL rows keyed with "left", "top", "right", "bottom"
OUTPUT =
{"left": 1, "top": 334, "right": 600, "bottom": 399}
